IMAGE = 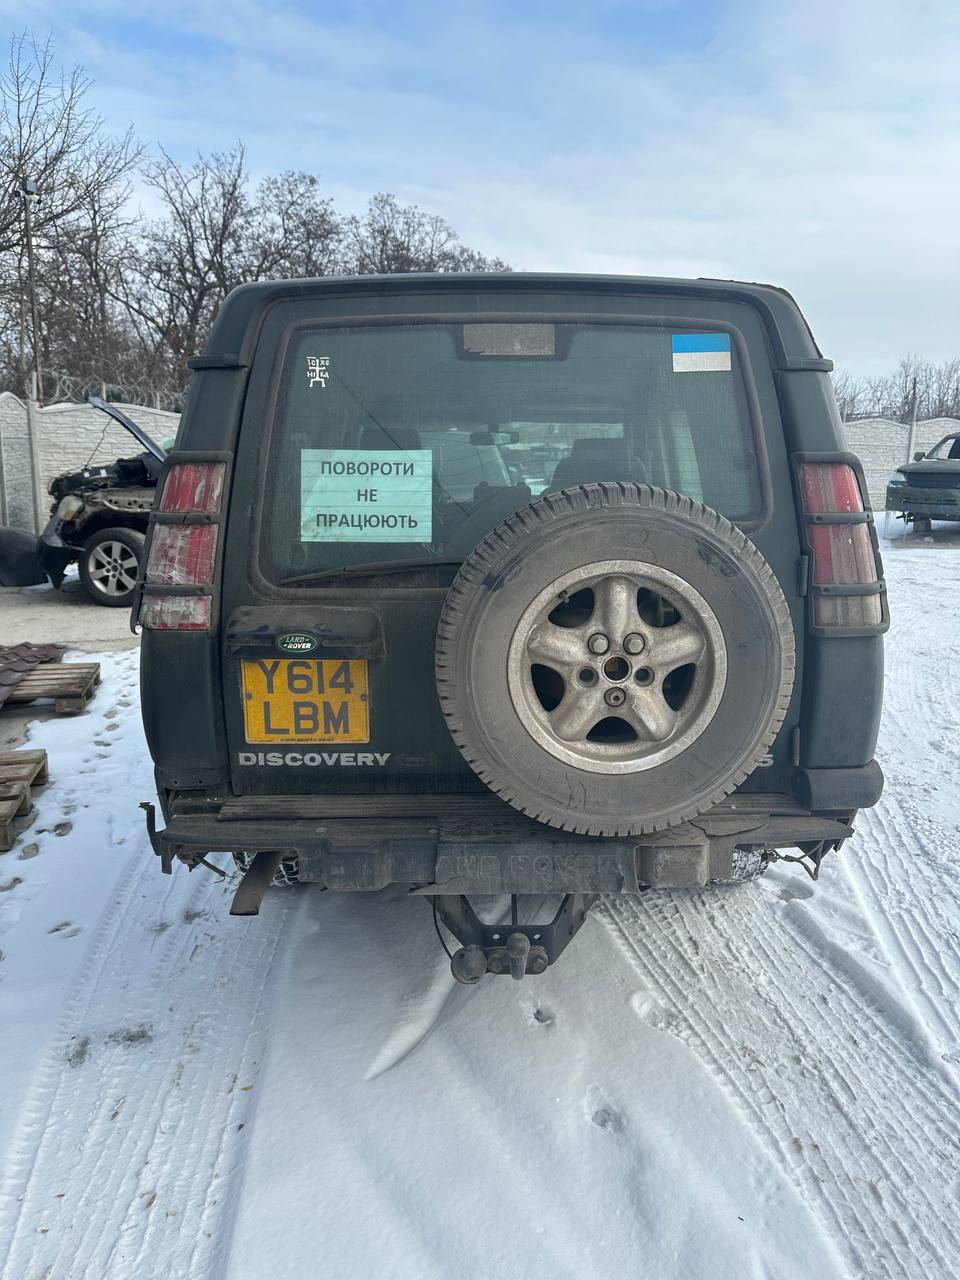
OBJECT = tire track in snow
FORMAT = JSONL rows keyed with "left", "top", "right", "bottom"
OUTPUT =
{"left": 599, "top": 885, "right": 960, "bottom": 1280}
{"left": 839, "top": 548, "right": 960, "bottom": 1061}
{"left": 0, "top": 854, "right": 297, "bottom": 1280}
{"left": 850, "top": 798, "right": 960, "bottom": 1056}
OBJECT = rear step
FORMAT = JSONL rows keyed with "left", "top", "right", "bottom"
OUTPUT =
{"left": 209, "top": 791, "right": 813, "bottom": 822}
{"left": 147, "top": 792, "right": 852, "bottom": 891}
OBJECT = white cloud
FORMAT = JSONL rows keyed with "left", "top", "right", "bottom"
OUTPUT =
{"left": 2, "top": 0, "right": 957, "bottom": 373}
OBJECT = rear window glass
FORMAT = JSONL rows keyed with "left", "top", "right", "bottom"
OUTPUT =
{"left": 258, "top": 322, "right": 762, "bottom": 580}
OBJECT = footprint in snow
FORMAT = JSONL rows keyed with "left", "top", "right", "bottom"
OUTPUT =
{"left": 107, "top": 1024, "right": 154, "bottom": 1047}
{"left": 628, "top": 988, "right": 672, "bottom": 1029}
{"left": 585, "top": 1087, "right": 625, "bottom": 1134}
{"left": 66, "top": 1035, "right": 91, "bottom": 1068}
{"left": 591, "top": 1107, "right": 624, "bottom": 1133}
{"left": 779, "top": 882, "right": 815, "bottom": 902}
{"left": 48, "top": 921, "right": 82, "bottom": 938}
{"left": 16, "top": 843, "right": 40, "bottom": 860}
{"left": 37, "top": 820, "right": 72, "bottom": 838}
{"left": 524, "top": 1002, "right": 556, "bottom": 1027}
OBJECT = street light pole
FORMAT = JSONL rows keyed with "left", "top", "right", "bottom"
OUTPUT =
{"left": 905, "top": 374, "right": 919, "bottom": 466}
{"left": 21, "top": 177, "right": 43, "bottom": 406}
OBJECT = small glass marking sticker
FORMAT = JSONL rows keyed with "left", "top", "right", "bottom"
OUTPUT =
{"left": 306, "top": 355, "right": 331, "bottom": 388}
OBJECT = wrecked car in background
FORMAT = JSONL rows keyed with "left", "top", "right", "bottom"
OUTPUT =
{"left": 0, "top": 399, "right": 167, "bottom": 607}
{"left": 886, "top": 430, "right": 960, "bottom": 531}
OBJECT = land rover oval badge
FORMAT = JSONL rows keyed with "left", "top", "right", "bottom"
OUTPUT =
{"left": 276, "top": 632, "right": 319, "bottom": 654}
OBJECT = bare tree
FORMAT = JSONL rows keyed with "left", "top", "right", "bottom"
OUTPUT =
{"left": 0, "top": 40, "right": 510, "bottom": 405}
{"left": 0, "top": 32, "right": 139, "bottom": 394}
{"left": 831, "top": 369, "right": 867, "bottom": 422}
{"left": 117, "top": 147, "right": 349, "bottom": 399}
{"left": 0, "top": 33, "right": 138, "bottom": 252}
{"left": 124, "top": 146, "right": 249, "bottom": 363}
{"left": 252, "top": 171, "right": 344, "bottom": 278}
{"left": 922, "top": 357, "right": 960, "bottom": 420}
{"left": 344, "top": 192, "right": 509, "bottom": 274}
{"left": 834, "top": 355, "right": 960, "bottom": 425}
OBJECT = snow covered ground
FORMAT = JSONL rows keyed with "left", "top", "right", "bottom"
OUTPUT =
{"left": 0, "top": 541, "right": 958, "bottom": 1280}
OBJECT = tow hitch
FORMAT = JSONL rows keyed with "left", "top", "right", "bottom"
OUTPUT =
{"left": 432, "top": 893, "right": 597, "bottom": 983}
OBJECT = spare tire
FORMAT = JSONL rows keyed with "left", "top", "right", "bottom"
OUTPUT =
{"left": 436, "top": 484, "right": 795, "bottom": 837}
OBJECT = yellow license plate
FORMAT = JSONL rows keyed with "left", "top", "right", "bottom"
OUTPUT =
{"left": 241, "top": 659, "right": 369, "bottom": 743}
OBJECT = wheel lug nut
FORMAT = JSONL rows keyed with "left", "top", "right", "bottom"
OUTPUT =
{"left": 604, "top": 688, "right": 626, "bottom": 708}
{"left": 587, "top": 633, "right": 610, "bottom": 655}
{"left": 623, "top": 633, "right": 645, "bottom": 655}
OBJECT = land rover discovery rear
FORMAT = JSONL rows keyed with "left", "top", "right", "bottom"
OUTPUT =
{"left": 137, "top": 274, "right": 887, "bottom": 982}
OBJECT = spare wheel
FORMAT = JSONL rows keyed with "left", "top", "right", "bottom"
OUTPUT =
{"left": 435, "top": 483, "right": 795, "bottom": 837}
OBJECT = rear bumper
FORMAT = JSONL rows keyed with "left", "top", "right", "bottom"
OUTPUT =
{"left": 144, "top": 790, "right": 856, "bottom": 892}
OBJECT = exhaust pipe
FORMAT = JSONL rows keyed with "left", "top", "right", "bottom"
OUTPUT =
{"left": 230, "top": 850, "right": 287, "bottom": 916}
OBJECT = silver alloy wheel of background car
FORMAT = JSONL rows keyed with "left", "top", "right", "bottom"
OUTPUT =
{"left": 506, "top": 560, "right": 727, "bottom": 774}
{"left": 86, "top": 539, "right": 140, "bottom": 598}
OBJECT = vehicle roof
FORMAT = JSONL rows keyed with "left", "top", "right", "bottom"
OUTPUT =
{"left": 197, "top": 272, "right": 831, "bottom": 374}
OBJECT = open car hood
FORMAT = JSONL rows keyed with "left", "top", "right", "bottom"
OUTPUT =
{"left": 88, "top": 397, "right": 167, "bottom": 461}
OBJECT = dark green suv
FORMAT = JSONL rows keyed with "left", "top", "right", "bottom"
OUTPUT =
{"left": 137, "top": 274, "right": 887, "bottom": 981}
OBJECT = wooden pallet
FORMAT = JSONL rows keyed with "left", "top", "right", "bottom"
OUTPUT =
{"left": 3, "top": 662, "right": 101, "bottom": 715}
{"left": 0, "top": 749, "right": 48, "bottom": 852}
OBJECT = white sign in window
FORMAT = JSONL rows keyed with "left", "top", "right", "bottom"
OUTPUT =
{"left": 300, "top": 449, "right": 433, "bottom": 542}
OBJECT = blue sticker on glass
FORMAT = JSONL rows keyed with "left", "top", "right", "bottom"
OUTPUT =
{"left": 672, "top": 332, "right": 732, "bottom": 372}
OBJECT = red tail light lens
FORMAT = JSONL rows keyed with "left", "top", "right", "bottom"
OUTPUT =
{"left": 159, "top": 463, "right": 225, "bottom": 513}
{"left": 797, "top": 461, "right": 883, "bottom": 630}
{"left": 141, "top": 460, "right": 225, "bottom": 632}
{"left": 145, "top": 524, "right": 217, "bottom": 586}
{"left": 807, "top": 523, "right": 876, "bottom": 586}
{"left": 799, "top": 462, "right": 863, "bottom": 515}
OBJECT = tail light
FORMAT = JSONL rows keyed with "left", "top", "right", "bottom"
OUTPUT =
{"left": 797, "top": 458, "right": 886, "bottom": 631}
{"left": 139, "top": 460, "right": 226, "bottom": 631}
{"left": 157, "top": 462, "right": 224, "bottom": 514}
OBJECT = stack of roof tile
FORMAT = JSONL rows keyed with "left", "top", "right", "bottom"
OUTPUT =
{"left": 0, "top": 644, "right": 66, "bottom": 708}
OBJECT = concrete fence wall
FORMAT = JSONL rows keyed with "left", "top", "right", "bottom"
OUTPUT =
{"left": 2, "top": 392, "right": 956, "bottom": 535}
{"left": 0, "top": 393, "right": 180, "bottom": 533}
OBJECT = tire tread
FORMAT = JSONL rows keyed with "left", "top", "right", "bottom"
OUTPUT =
{"left": 436, "top": 484, "right": 795, "bottom": 837}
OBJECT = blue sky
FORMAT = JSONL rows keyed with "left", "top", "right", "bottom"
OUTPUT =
{"left": 2, "top": 0, "right": 958, "bottom": 375}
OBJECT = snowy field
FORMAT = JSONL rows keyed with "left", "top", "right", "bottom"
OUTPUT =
{"left": 0, "top": 541, "right": 958, "bottom": 1280}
